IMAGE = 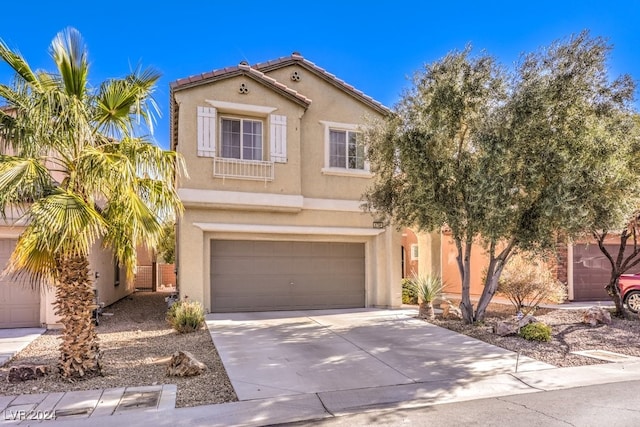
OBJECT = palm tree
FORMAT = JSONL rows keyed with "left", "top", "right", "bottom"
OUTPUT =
{"left": 0, "top": 28, "right": 184, "bottom": 378}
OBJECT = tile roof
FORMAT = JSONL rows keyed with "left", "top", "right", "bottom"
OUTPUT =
{"left": 171, "top": 63, "right": 311, "bottom": 108}
{"left": 170, "top": 53, "right": 391, "bottom": 115}
{"left": 170, "top": 53, "right": 392, "bottom": 149}
{"left": 254, "top": 53, "right": 391, "bottom": 115}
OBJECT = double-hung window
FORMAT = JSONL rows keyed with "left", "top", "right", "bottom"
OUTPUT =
{"left": 220, "top": 117, "right": 263, "bottom": 161}
{"left": 329, "top": 129, "right": 365, "bottom": 170}
{"left": 320, "top": 120, "right": 371, "bottom": 177}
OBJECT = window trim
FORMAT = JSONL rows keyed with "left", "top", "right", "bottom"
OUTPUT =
{"left": 219, "top": 115, "right": 265, "bottom": 161}
{"left": 320, "top": 120, "right": 372, "bottom": 178}
{"left": 411, "top": 244, "right": 419, "bottom": 261}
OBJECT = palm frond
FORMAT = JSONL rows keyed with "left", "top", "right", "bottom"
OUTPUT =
{"left": 50, "top": 27, "right": 88, "bottom": 100}
{"left": 93, "top": 66, "right": 161, "bottom": 138}
{"left": 0, "top": 156, "right": 54, "bottom": 215}
{"left": 4, "top": 229, "right": 58, "bottom": 284}
{"left": 0, "top": 39, "right": 42, "bottom": 90}
{"left": 27, "top": 190, "right": 106, "bottom": 257}
{"left": 73, "top": 145, "right": 134, "bottom": 198}
{"left": 101, "top": 187, "right": 164, "bottom": 276}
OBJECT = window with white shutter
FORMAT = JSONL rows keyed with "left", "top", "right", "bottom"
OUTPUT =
{"left": 269, "top": 114, "right": 287, "bottom": 163}
{"left": 197, "top": 106, "right": 216, "bottom": 157}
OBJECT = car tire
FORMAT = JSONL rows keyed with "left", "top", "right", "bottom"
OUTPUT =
{"left": 625, "top": 290, "right": 640, "bottom": 313}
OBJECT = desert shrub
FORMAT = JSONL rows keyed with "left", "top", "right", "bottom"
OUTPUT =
{"left": 412, "top": 274, "right": 445, "bottom": 303}
{"left": 167, "top": 300, "right": 205, "bottom": 333}
{"left": 498, "top": 252, "right": 567, "bottom": 315}
{"left": 519, "top": 322, "right": 552, "bottom": 342}
{"left": 402, "top": 278, "right": 418, "bottom": 304}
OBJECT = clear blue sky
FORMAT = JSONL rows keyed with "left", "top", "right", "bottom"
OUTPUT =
{"left": 1, "top": 1, "right": 638, "bottom": 149}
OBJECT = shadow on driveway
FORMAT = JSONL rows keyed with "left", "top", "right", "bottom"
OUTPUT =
{"left": 206, "top": 308, "right": 552, "bottom": 401}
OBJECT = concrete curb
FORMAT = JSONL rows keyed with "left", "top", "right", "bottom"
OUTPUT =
{"left": 22, "top": 361, "right": 640, "bottom": 427}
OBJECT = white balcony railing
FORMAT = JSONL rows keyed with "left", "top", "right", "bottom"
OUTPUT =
{"left": 213, "top": 157, "right": 274, "bottom": 181}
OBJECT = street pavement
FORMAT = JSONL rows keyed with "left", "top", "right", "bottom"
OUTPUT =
{"left": 282, "top": 380, "right": 640, "bottom": 427}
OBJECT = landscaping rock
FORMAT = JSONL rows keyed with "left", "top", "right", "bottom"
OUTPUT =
{"left": 8, "top": 365, "right": 49, "bottom": 383}
{"left": 518, "top": 315, "right": 538, "bottom": 328}
{"left": 582, "top": 306, "right": 612, "bottom": 326}
{"left": 166, "top": 351, "right": 207, "bottom": 377}
{"left": 495, "top": 320, "right": 519, "bottom": 336}
{"left": 445, "top": 305, "right": 463, "bottom": 320}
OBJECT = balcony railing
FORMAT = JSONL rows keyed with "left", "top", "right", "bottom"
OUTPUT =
{"left": 213, "top": 157, "right": 274, "bottom": 181}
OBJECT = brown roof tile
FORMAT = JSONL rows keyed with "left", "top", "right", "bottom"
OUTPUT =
{"left": 170, "top": 53, "right": 389, "bottom": 115}
{"left": 253, "top": 54, "right": 390, "bottom": 115}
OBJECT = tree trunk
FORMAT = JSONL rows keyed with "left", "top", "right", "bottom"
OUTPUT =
{"left": 418, "top": 301, "right": 435, "bottom": 320}
{"left": 54, "top": 255, "right": 102, "bottom": 378}
{"left": 457, "top": 238, "right": 474, "bottom": 324}
{"left": 605, "top": 275, "right": 626, "bottom": 317}
{"left": 475, "top": 240, "right": 515, "bottom": 323}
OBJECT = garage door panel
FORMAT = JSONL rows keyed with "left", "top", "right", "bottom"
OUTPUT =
{"left": 572, "top": 243, "right": 640, "bottom": 301}
{"left": 0, "top": 239, "right": 40, "bottom": 328}
{"left": 211, "top": 240, "right": 365, "bottom": 312}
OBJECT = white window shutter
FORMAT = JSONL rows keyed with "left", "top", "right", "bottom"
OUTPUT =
{"left": 197, "top": 106, "right": 216, "bottom": 157}
{"left": 269, "top": 114, "right": 287, "bottom": 163}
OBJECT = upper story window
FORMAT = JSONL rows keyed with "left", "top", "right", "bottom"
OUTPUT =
{"left": 320, "top": 120, "right": 372, "bottom": 178}
{"left": 329, "top": 129, "right": 364, "bottom": 170}
{"left": 197, "top": 103, "right": 286, "bottom": 181}
{"left": 221, "top": 117, "right": 263, "bottom": 161}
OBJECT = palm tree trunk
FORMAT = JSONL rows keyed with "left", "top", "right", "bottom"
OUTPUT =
{"left": 54, "top": 255, "right": 101, "bottom": 378}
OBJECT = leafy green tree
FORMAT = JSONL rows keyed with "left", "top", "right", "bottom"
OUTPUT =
{"left": 364, "top": 32, "right": 636, "bottom": 323}
{"left": 157, "top": 221, "right": 176, "bottom": 264}
{"left": 0, "top": 28, "right": 184, "bottom": 378}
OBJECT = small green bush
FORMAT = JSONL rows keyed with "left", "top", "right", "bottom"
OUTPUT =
{"left": 167, "top": 300, "right": 205, "bottom": 333}
{"left": 519, "top": 322, "right": 552, "bottom": 342}
{"left": 402, "top": 278, "right": 418, "bottom": 304}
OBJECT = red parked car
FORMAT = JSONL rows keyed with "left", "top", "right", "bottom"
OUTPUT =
{"left": 619, "top": 274, "right": 640, "bottom": 313}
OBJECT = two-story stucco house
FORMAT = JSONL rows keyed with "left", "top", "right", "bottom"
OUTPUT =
{"left": 171, "top": 53, "right": 402, "bottom": 312}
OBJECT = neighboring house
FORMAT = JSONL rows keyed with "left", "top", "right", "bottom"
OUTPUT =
{"left": 171, "top": 53, "right": 402, "bottom": 312}
{"left": 408, "top": 228, "right": 636, "bottom": 302}
{"left": 401, "top": 228, "right": 419, "bottom": 279}
{"left": 0, "top": 109, "right": 133, "bottom": 329}
{"left": 0, "top": 221, "right": 132, "bottom": 329}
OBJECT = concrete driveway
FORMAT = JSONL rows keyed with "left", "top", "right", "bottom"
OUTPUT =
{"left": 206, "top": 309, "right": 552, "bottom": 401}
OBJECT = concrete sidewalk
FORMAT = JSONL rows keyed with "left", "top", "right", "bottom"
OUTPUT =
{"left": 1, "top": 384, "right": 176, "bottom": 425}
{"left": 0, "top": 328, "right": 45, "bottom": 367}
{"left": 16, "top": 360, "right": 640, "bottom": 427}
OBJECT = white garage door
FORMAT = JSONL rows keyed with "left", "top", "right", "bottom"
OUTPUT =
{"left": 210, "top": 240, "right": 365, "bottom": 312}
{"left": 0, "top": 239, "right": 40, "bottom": 328}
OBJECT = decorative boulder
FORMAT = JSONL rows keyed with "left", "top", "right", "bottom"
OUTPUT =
{"left": 518, "top": 315, "right": 538, "bottom": 328}
{"left": 495, "top": 320, "right": 519, "bottom": 336}
{"left": 440, "top": 301, "right": 462, "bottom": 320}
{"left": 166, "top": 351, "right": 207, "bottom": 377}
{"left": 582, "top": 307, "right": 612, "bottom": 326}
{"left": 8, "top": 365, "right": 49, "bottom": 383}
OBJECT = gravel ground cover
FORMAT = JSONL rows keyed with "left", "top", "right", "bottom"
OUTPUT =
{"left": 0, "top": 292, "right": 237, "bottom": 407}
{"left": 429, "top": 301, "right": 640, "bottom": 367}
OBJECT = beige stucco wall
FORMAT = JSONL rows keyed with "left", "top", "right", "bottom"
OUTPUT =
{"left": 174, "top": 76, "right": 306, "bottom": 196}
{"left": 266, "top": 65, "right": 382, "bottom": 200}
{"left": 177, "top": 208, "right": 402, "bottom": 312}
{"left": 174, "top": 63, "right": 401, "bottom": 311}
{"left": 42, "top": 239, "right": 133, "bottom": 328}
{"left": 0, "top": 225, "right": 132, "bottom": 328}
